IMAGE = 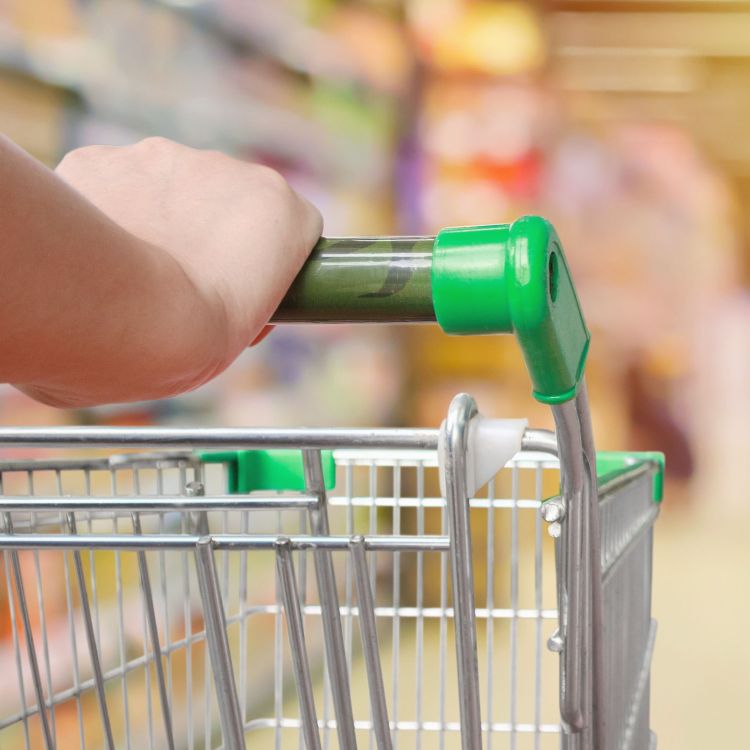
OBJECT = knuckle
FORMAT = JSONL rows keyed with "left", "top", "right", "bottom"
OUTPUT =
{"left": 56, "top": 146, "right": 94, "bottom": 172}
{"left": 252, "top": 164, "right": 291, "bottom": 194}
{"left": 306, "top": 202, "right": 324, "bottom": 235}
{"left": 56, "top": 144, "right": 114, "bottom": 175}
{"left": 135, "top": 135, "right": 174, "bottom": 152}
{"left": 250, "top": 166, "right": 298, "bottom": 213}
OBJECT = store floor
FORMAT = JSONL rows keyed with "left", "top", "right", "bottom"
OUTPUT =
{"left": 651, "top": 503, "right": 749, "bottom": 748}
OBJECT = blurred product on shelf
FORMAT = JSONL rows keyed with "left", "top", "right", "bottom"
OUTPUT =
{"left": 0, "top": 0, "right": 741, "bottom": 502}
{"left": 1, "top": 1, "right": 750, "bottom": 748}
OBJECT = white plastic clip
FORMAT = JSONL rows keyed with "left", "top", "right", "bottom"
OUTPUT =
{"left": 439, "top": 412, "right": 527, "bottom": 497}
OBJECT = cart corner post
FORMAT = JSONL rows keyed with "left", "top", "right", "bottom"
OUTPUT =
{"left": 440, "top": 393, "right": 483, "bottom": 750}
{"left": 433, "top": 218, "right": 603, "bottom": 747}
{"left": 194, "top": 536, "right": 245, "bottom": 750}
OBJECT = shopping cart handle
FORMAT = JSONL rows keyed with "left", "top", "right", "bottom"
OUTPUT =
{"left": 273, "top": 216, "right": 589, "bottom": 404}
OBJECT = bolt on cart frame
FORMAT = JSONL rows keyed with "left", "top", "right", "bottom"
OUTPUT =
{"left": 0, "top": 216, "right": 662, "bottom": 750}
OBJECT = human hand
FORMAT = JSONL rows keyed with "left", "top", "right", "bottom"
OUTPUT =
{"left": 56, "top": 137, "right": 321, "bottom": 356}
{"left": 11, "top": 137, "right": 320, "bottom": 406}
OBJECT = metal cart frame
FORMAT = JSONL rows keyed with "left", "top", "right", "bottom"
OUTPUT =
{"left": 0, "top": 217, "right": 662, "bottom": 750}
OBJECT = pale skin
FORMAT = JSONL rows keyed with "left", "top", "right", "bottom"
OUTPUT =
{"left": 0, "top": 135, "right": 322, "bottom": 407}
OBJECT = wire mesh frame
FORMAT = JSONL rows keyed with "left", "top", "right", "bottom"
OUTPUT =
{"left": 0, "top": 444, "right": 563, "bottom": 750}
{"left": 0, "top": 443, "right": 658, "bottom": 750}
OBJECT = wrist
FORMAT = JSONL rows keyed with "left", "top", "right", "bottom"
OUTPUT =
{"left": 145, "top": 241, "right": 235, "bottom": 393}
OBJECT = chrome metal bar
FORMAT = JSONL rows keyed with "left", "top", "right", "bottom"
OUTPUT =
{"left": 181, "top": 522, "right": 194, "bottom": 750}
{"left": 486, "top": 477, "right": 496, "bottom": 750}
{"left": 275, "top": 538, "right": 322, "bottom": 750}
{"left": 534, "top": 464, "right": 544, "bottom": 750}
{"left": 273, "top": 532, "right": 284, "bottom": 750}
{"left": 621, "top": 621, "right": 658, "bottom": 750}
{"left": 0, "top": 495, "right": 319, "bottom": 512}
{"left": 368, "top": 459, "right": 378, "bottom": 750}
{"left": 343, "top": 465, "right": 356, "bottom": 749}
{"left": 295, "top": 502, "right": 310, "bottom": 750}
{"left": 0, "top": 458, "right": 111, "bottom": 472}
{"left": 598, "top": 462, "right": 657, "bottom": 498}
{"left": 550, "top": 400, "right": 589, "bottom": 739}
{"left": 66, "top": 513, "right": 115, "bottom": 750}
{"left": 0, "top": 426, "right": 439, "bottom": 450}
{"left": 601, "top": 505, "right": 660, "bottom": 585}
{"left": 510, "top": 465, "right": 519, "bottom": 749}
{"left": 132, "top": 513, "right": 176, "bottom": 750}
{"left": 0, "top": 533, "right": 451, "bottom": 552}
{"left": 238, "top": 511, "right": 250, "bottom": 731}
{"left": 32, "top": 548, "right": 56, "bottom": 745}
{"left": 4, "top": 548, "right": 32, "bottom": 749}
{"left": 241, "top": 717, "right": 563, "bottom": 735}
{"left": 84, "top": 471, "right": 102, "bottom": 679}
{"left": 193, "top": 508, "right": 210, "bottom": 750}
{"left": 522, "top": 429, "right": 558, "bottom": 455}
{"left": 187, "top": 482, "right": 211, "bottom": 538}
{"left": 523, "top": 409, "right": 606, "bottom": 748}
{"left": 0, "top": 454, "right": 197, "bottom": 473}
{"left": 61, "top": 521, "right": 85, "bottom": 746}
{"left": 350, "top": 536, "right": 393, "bottom": 750}
{"left": 391, "top": 459, "right": 401, "bottom": 746}
{"left": 438, "top": 474, "right": 448, "bottom": 750}
{"left": 575, "top": 383, "right": 605, "bottom": 750}
{"left": 194, "top": 537, "right": 244, "bottom": 750}
{"left": 3, "top": 513, "right": 55, "bottom": 750}
{"left": 140, "top": 550, "right": 155, "bottom": 750}
{"left": 303, "top": 449, "right": 357, "bottom": 750}
{"left": 157, "top": 469, "right": 174, "bottom": 729}
{"left": 441, "top": 394, "right": 482, "bottom": 750}
{"left": 415, "top": 459, "right": 425, "bottom": 750}
{"left": 112, "top": 520, "right": 130, "bottom": 748}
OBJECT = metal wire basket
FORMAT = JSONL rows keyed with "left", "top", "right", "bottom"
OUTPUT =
{"left": 0, "top": 218, "right": 662, "bottom": 750}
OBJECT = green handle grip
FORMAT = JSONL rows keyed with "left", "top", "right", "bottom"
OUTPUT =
{"left": 273, "top": 216, "right": 589, "bottom": 404}
{"left": 431, "top": 217, "right": 590, "bottom": 403}
{"left": 273, "top": 236, "right": 435, "bottom": 323}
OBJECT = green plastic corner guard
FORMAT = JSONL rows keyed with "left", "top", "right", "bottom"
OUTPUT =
{"left": 596, "top": 451, "right": 665, "bottom": 502}
{"left": 431, "top": 216, "right": 590, "bottom": 404}
{"left": 200, "top": 450, "right": 336, "bottom": 494}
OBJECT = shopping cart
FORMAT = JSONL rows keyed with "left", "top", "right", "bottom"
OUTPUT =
{"left": 0, "top": 217, "right": 662, "bottom": 750}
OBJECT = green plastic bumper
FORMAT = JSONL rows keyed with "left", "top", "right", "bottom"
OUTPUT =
{"left": 596, "top": 451, "right": 665, "bottom": 502}
{"left": 203, "top": 448, "right": 664, "bottom": 502}
{"left": 201, "top": 450, "right": 336, "bottom": 494}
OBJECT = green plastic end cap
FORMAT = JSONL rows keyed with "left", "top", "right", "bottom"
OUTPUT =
{"left": 432, "top": 216, "right": 591, "bottom": 404}
{"left": 200, "top": 450, "right": 336, "bottom": 494}
{"left": 596, "top": 451, "right": 665, "bottom": 502}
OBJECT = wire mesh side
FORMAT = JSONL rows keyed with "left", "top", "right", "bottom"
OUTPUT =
{"left": 300, "top": 450, "right": 564, "bottom": 750}
{"left": 0, "top": 449, "right": 663, "bottom": 750}
{"left": 598, "top": 468, "right": 659, "bottom": 750}
{"left": 0, "top": 457, "right": 226, "bottom": 750}
{"left": 0, "top": 448, "right": 564, "bottom": 750}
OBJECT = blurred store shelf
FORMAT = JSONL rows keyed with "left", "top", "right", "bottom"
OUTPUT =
{"left": 543, "top": 0, "right": 750, "bottom": 178}
{"left": 0, "top": 1, "right": 747, "bottom": 748}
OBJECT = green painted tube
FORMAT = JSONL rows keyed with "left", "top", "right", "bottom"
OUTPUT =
{"left": 272, "top": 237, "right": 436, "bottom": 324}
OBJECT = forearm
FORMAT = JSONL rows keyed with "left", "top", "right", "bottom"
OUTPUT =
{"left": 0, "top": 136, "right": 223, "bottom": 405}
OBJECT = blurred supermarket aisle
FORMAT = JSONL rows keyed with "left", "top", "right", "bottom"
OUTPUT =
{"left": 0, "top": 0, "right": 749, "bottom": 746}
